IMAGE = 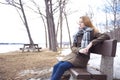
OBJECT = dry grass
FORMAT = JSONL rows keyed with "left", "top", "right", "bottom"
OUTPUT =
{"left": 0, "top": 49, "right": 119, "bottom": 80}
{"left": 0, "top": 49, "right": 59, "bottom": 80}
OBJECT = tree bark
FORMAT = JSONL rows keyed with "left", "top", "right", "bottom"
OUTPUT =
{"left": 19, "top": 0, "right": 34, "bottom": 45}
{"left": 59, "top": 0, "right": 63, "bottom": 49}
{"left": 64, "top": 12, "right": 72, "bottom": 47}
{"left": 44, "top": 0, "right": 57, "bottom": 51}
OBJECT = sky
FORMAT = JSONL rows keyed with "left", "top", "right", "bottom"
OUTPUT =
{"left": 0, "top": 0, "right": 106, "bottom": 44}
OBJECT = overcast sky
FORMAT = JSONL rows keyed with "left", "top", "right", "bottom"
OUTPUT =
{"left": 0, "top": 0, "right": 105, "bottom": 43}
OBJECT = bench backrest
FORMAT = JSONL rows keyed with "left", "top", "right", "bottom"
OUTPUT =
{"left": 91, "top": 39, "right": 117, "bottom": 57}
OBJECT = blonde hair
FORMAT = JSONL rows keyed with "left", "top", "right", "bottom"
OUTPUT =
{"left": 80, "top": 16, "right": 99, "bottom": 33}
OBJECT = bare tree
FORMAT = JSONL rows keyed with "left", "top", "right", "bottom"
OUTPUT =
{"left": 86, "top": 5, "right": 94, "bottom": 20}
{"left": 20, "top": 0, "right": 71, "bottom": 51}
{"left": 103, "top": 0, "right": 120, "bottom": 40}
{"left": 56, "top": 0, "right": 72, "bottom": 49}
{"left": 1, "top": 0, "right": 34, "bottom": 45}
{"left": 19, "top": 0, "right": 34, "bottom": 45}
{"left": 44, "top": 0, "right": 57, "bottom": 51}
{"left": 62, "top": 0, "right": 72, "bottom": 47}
{"left": 63, "top": 11, "right": 72, "bottom": 47}
{"left": 28, "top": 0, "right": 48, "bottom": 48}
{"left": 59, "top": 0, "right": 63, "bottom": 48}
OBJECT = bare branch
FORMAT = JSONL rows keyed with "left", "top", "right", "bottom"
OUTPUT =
{"left": 0, "top": 1, "right": 21, "bottom": 9}
{"left": 26, "top": 0, "right": 46, "bottom": 18}
{"left": 10, "top": 3, "right": 21, "bottom": 9}
{"left": 15, "top": 7, "right": 25, "bottom": 24}
{"left": 0, "top": 1, "right": 9, "bottom": 5}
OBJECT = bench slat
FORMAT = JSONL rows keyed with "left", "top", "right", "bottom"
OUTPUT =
{"left": 70, "top": 68, "right": 91, "bottom": 79}
{"left": 91, "top": 39, "right": 117, "bottom": 57}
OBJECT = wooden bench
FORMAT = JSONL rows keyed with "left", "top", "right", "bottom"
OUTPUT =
{"left": 66, "top": 39, "right": 117, "bottom": 80}
{"left": 69, "top": 39, "right": 117, "bottom": 80}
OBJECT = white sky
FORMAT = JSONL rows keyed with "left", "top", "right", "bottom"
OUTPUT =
{"left": 0, "top": 0, "right": 106, "bottom": 43}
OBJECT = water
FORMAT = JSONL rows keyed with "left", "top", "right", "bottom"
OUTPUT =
{"left": 0, "top": 44, "right": 23, "bottom": 53}
{"left": 0, "top": 43, "right": 45, "bottom": 53}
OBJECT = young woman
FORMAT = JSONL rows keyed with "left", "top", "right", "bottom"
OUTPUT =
{"left": 51, "top": 16, "right": 110, "bottom": 80}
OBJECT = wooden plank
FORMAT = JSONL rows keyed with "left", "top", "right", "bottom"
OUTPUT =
{"left": 91, "top": 39, "right": 117, "bottom": 57}
{"left": 70, "top": 68, "right": 91, "bottom": 79}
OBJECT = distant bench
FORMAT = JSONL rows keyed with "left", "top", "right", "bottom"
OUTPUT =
{"left": 20, "top": 44, "right": 42, "bottom": 52}
{"left": 58, "top": 39, "right": 117, "bottom": 80}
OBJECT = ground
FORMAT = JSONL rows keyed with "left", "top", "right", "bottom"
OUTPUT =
{"left": 0, "top": 49, "right": 59, "bottom": 80}
{"left": 0, "top": 48, "right": 119, "bottom": 80}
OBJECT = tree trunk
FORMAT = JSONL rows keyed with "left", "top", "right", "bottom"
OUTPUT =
{"left": 19, "top": 0, "right": 34, "bottom": 45}
{"left": 31, "top": 0, "right": 48, "bottom": 48}
{"left": 44, "top": 0, "right": 57, "bottom": 51}
{"left": 59, "top": 0, "right": 63, "bottom": 49}
{"left": 38, "top": 8, "right": 48, "bottom": 48}
{"left": 64, "top": 12, "right": 72, "bottom": 47}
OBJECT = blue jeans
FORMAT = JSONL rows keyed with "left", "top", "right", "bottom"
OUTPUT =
{"left": 51, "top": 61, "right": 73, "bottom": 80}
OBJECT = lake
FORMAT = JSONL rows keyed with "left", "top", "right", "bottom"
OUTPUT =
{"left": 0, "top": 43, "right": 45, "bottom": 53}
{"left": 0, "top": 44, "right": 23, "bottom": 53}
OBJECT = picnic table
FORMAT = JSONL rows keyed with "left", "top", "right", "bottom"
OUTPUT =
{"left": 20, "top": 44, "right": 42, "bottom": 52}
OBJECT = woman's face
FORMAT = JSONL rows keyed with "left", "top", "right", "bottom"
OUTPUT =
{"left": 79, "top": 18, "right": 86, "bottom": 29}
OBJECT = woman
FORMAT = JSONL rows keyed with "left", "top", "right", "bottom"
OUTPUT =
{"left": 51, "top": 16, "right": 110, "bottom": 80}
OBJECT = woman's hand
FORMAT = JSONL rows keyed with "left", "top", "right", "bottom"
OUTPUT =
{"left": 79, "top": 42, "right": 93, "bottom": 55}
{"left": 86, "top": 42, "right": 93, "bottom": 50}
{"left": 71, "top": 47, "right": 79, "bottom": 53}
{"left": 79, "top": 48, "right": 88, "bottom": 54}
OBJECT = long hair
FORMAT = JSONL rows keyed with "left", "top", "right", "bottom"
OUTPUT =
{"left": 80, "top": 16, "right": 99, "bottom": 33}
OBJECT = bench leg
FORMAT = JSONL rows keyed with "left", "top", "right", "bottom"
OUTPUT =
{"left": 69, "top": 75, "right": 76, "bottom": 80}
{"left": 22, "top": 48, "right": 25, "bottom": 53}
{"left": 100, "top": 56, "right": 114, "bottom": 80}
{"left": 38, "top": 48, "right": 40, "bottom": 52}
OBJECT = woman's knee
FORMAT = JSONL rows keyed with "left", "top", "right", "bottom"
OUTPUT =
{"left": 53, "top": 61, "right": 63, "bottom": 69}
{"left": 59, "top": 62, "right": 73, "bottom": 70}
{"left": 53, "top": 64, "right": 58, "bottom": 69}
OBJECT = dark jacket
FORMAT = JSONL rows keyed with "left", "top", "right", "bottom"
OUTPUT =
{"left": 62, "top": 32, "right": 110, "bottom": 68}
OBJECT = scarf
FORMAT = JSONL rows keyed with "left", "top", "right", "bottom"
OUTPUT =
{"left": 73, "top": 27, "right": 93, "bottom": 48}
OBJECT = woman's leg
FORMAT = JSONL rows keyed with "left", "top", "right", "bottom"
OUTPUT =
{"left": 51, "top": 61, "right": 73, "bottom": 80}
{"left": 51, "top": 61, "right": 63, "bottom": 77}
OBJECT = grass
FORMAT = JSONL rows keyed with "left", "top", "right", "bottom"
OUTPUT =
{"left": 0, "top": 48, "right": 119, "bottom": 80}
{"left": 0, "top": 49, "right": 59, "bottom": 80}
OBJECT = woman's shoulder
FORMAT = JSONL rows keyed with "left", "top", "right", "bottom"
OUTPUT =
{"left": 94, "top": 32, "right": 110, "bottom": 39}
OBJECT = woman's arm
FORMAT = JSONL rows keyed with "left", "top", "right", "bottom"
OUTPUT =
{"left": 79, "top": 42, "right": 92, "bottom": 54}
{"left": 79, "top": 33, "right": 110, "bottom": 54}
{"left": 91, "top": 33, "right": 110, "bottom": 46}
